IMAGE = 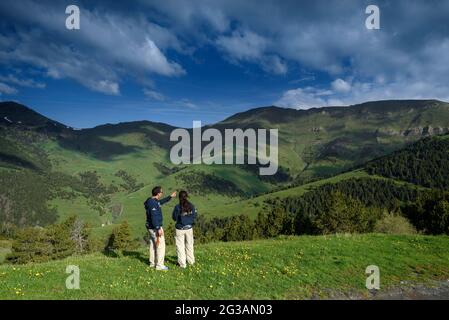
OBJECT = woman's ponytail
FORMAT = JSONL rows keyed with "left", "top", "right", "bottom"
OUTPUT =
{"left": 179, "top": 190, "right": 193, "bottom": 215}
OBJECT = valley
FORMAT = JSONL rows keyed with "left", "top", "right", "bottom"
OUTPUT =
{"left": 1, "top": 99, "right": 449, "bottom": 239}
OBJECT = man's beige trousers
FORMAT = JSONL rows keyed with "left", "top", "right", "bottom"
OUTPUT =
{"left": 148, "top": 229, "right": 165, "bottom": 268}
{"left": 175, "top": 228, "right": 195, "bottom": 268}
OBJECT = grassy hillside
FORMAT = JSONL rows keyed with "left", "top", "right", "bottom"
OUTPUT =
{"left": 2, "top": 99, "right": 449, "bottom": 238}
{"left": 209, "top": 168, "right": 428, "bottom": 220}
{"left": 208, "top": 170, "right": 369, "bottom": 218}
{"left": 1, "top": 234, "right": 449, "bottom": 299}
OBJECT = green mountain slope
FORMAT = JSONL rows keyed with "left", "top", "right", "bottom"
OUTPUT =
{"left": 1, "top": 99, "right": 449, "bottom": 237}
{"left": 219, "top": 99, "right": 449, "bottom": 181}
{"left": 365, "top": 134, "right": 449, "bottom": 189}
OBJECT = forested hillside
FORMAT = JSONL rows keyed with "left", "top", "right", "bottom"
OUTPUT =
{"left": 365, "top": 135, "right": 449, "bottom": 189}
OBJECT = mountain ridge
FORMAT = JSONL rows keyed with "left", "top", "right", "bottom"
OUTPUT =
{"left": 219, "top": 99, "right": 447, "bottom": 125}
{"left": 2, "top": 99, "right": 448, "bottom": 130}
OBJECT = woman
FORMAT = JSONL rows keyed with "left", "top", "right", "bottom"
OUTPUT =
{"left": 172, "top": 190, "right": 197, "bottom": 268}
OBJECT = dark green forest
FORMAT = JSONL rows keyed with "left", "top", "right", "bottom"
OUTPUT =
{"left": 365, "top": 135, "right": 449, "bottom": 189}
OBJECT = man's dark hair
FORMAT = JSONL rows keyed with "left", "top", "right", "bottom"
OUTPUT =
{"left": 152, "top": 186, "right": 162, "bottom": 196}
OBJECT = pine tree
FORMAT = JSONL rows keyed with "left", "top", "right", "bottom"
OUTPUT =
{"left": 106, "top": 221, "right": 132, "bottom": 251}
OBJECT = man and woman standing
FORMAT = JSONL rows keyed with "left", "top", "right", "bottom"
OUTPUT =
{"left": 144, "top": 186, "right": 197, "bottom": 271}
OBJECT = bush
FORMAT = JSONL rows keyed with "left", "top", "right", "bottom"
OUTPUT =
{"left": 105, "top": 221, "right": 134, "bottom": 252}
{"left": 403, "top": 191, "right": 449, "bottom": 235}
{"left": 5, "top": 216, "right": 90, "bottom": 264}
{"left": 0, "top": 222, "right": 17, "bottom": 240}
{"left": 191, "top": 216, "right": 226, "bottom": 244}
{"left": 223, "top": 215, "right": 255, "bottom": 241}
{"left": 374, "top": 213, "right": 417, "bottom": 234}
{"left": 254, "top": 207, "right": 295, "bottom": 238}
{"left": 311, "top": 191, "right": 381, "bottom": 234}
{"left": 6, "top": 227, "right": 52, "bottom": 264}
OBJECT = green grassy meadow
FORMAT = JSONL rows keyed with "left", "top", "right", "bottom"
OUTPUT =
{"left": 1, "top": 234, "right": 449, "bottom": 299}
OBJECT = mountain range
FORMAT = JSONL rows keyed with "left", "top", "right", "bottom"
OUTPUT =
{"left": 1, "top": 99, "right": 449, "bottom": 236}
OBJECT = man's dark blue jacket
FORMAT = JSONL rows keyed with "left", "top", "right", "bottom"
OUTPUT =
{"left": 144, "top": 196, "right": 172, "bottom": 230}
{"left": 172, "top": 204, "right": 197, "bottom": 230}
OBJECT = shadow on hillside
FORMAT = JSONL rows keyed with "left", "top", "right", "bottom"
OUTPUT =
{"left": 122, "top": 250, "right": 150, "bottom": 265}
{"left": 57, "top": 122, "right": 174, "bottom": 161}
{"left": 0, "top": 152, "right": 41, "bottom": 171}
{"left": 58, "top": 135, "right": 143, "bottom": 161}
{"left": 103, "top": 249, "right": 120, "bottom": 258}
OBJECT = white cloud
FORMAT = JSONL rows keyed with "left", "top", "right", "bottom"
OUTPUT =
{"left": 261, "top": 55, "right": 287, "bottom": 75}
{"left": 0, "top": 82, "right": 18, "bottom": 95}
{"left": 88, "top": 80, "right": 120, "bottom": 96}
{"left": 331, "top": 79, "right": 351, "bottom": 93}
{"left": 139, "top": 38, "right": 185, "bottom": 76}
{"left": 276, "top": 87, "right": 331, "bottom": 109}
{"left": 143, "top": 89, "right": 165, "bottom": 101}
{"left": 342, "top": 80, "right": 449, "bottom": 105}
{"left": 149, "top": 1, "right": 449, "bottom": 101}
{"left": 216, "top": 29, "right": 267, "bottom": 60}
{"left": 0, "top": 74, "right": 46, "bottom": 89}
{"left": 277, "top": 78, "right": 449, "bottom": 110}
{"left": 216, "top": 29, "right": 287, "bottom": 74}
{"left": 180, "top": 99, "right": 198, "bottom": 109}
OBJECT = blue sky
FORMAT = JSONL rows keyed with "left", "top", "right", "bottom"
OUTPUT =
{"left": 1, "top": 0, "right": 449, "bottom": 128}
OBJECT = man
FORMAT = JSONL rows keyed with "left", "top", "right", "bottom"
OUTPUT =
{"left": 144, "top": 186, "right": 176, "bottom": 271}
